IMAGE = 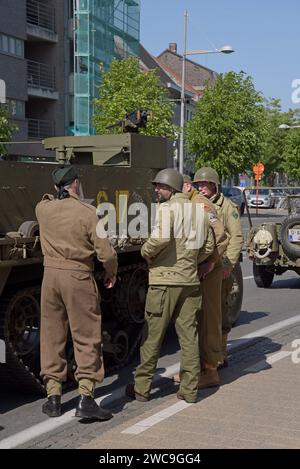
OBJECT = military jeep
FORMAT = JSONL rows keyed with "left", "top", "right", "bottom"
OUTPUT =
{"left": 247, "top": 194, "right": 300, "bottom": 287}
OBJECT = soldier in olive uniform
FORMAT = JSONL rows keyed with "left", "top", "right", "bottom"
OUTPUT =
{"left": 36, "top": 166, "right": 118, "bottom": 420}
{"left": 173, "top": 174, "right": 228, "bottom": 387}
{"left": 126, "top": 169, "right": 215, "bottom": 403}
{"left": 195, "top": 167, "right": 243, "bottom": 370}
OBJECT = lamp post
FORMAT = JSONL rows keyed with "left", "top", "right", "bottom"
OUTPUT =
{"left": 179, "top": 10, "right": 234, "bottom": 174}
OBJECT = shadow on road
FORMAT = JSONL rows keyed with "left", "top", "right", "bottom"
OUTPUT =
{"left": 235, "top": 310, "right": 269, "bottom": 326}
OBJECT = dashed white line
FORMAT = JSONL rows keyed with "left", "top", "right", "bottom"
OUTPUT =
{"left": 244, "top": 350, "right": 292, "bottom": 372}
{"left": 122, "top": 401, "right": 191, "bottom": 435}
{"left": 2, "top": 314, "right": 300, "bottom": 448}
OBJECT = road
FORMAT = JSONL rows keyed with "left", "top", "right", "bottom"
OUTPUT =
{"left": 0, "top": 208, "right": 299, "bottom": 449}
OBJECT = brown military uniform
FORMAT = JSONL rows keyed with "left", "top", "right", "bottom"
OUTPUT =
{"left": 36, "top": 192, "right": 117, "bottom": 387}
{"left": 190, "top": 191, "right": 228, "bottom": 367}
{"left": 212, "top": 193, "right": 243, "bottom": 359}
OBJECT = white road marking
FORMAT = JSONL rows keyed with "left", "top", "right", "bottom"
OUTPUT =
{"left": 2, "top": 315, "right": 300, "bottom": 448}
{"left": 228, "top": 314, "right": 300, "bottom": 352}
{"left": 122, "top": 401, "right": 191, "bottom": 435}
{"left": 244, "top": 350, "right": 292, "bottom": 372}
{"left": 243, "top": 275, "right": 254, "bottom": 280}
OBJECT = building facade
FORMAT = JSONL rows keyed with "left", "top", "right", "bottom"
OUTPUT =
{"left": 0, "top": 0, "right": 140, "bottom": 158}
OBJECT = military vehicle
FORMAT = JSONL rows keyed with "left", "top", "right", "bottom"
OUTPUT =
{"left": 0, "top": 125, "right": 243, "bottom": 394}
{"left": 0, "top": 131, "right": 174, "bottom": 394}
{"left": 246, "top": 192, "right": 300, "bottom": 287}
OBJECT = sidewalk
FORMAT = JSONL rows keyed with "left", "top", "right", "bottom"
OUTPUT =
{"left": 82, "top": 347, "right": 300, "bottom": 449}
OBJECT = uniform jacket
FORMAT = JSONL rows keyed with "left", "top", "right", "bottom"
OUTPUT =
{"left": 141, "top": 193, "right": 214, "bottom": 285}
{"left": 191, "top": 191, "right": 228, "bottom": 264}
{"left": 211, "top": 193, "right": 244, "bottom": 268}
{"left": 36, "top": 192, "right": 117, "bottom": 276}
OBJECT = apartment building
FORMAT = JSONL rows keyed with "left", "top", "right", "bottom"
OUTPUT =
{"left": 0, "top": 0, "right": 140, "bottom": 158}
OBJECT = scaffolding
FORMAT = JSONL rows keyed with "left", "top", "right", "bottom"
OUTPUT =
{"left": 73, "top": 0, "right": 140, "bottom": 135}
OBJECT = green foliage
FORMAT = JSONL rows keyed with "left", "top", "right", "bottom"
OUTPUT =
{"left": 185, "top": 71, "right": 269, "bottom": 177}
{"left": 93, "top": 57, "right": 177, "bottom": 138}
{"left": 282, "top": 127, "right": 300, "bottom": 179}
{"left": 262, "top": 99, "right": 295, "bottom": 178}
{"left": 0, "top": 105, "right": 17, "bottom": 155}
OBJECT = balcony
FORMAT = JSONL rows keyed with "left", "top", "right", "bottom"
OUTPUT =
{"left": 27, "top": 118, "right": 55, "bottom": 139}
{"left": 27, "top": 60, "right": 59, "bottom": 100}
{"left": 26, "top": 0, "right": 57, "bottom": 43}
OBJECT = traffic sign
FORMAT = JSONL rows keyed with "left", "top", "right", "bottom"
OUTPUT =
{"left": 252, "top": 162, "right": 264, "bottom": 175}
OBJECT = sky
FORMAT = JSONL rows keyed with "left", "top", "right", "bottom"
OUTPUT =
{"left": 140, "top": 0, "right": 300, "bottom": 111}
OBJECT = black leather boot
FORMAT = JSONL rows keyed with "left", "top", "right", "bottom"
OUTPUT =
{"left": 75, "top": 395, "right": 113, "bottom": 421}
{"left": 42, "top": 395, "right": 61, "bottom": 417}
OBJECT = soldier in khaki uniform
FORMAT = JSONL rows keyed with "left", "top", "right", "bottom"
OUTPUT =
{"left": 126, "top": 169, "right": 215, "bottom": 403}
{"left": 195, "top": 167, "right": 243, "bottom": 371}
{"left": 36, "top": 165, "right": 118, "bottom": 420}
{"left": 178, "top": 173, "right": 228, "bottom": 388}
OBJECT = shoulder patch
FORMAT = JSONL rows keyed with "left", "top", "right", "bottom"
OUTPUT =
{"left": 232, "top": 210, "right": 239, "bottom": 219}
{"left": 208, "top": 212, "right": 218, "bottom": 223}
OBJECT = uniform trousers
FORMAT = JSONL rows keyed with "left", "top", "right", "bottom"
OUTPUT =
{"left": 40, "top": 267, "right": 104, "bottom": 385}
{"left": 198, "top": 264, "right": 223, "bottom": 367}
{"left": 221, "top": 272, "right": 234, "bottom": 359}
{"left": 135, "top": 285, "right": 201, "bottom": 402}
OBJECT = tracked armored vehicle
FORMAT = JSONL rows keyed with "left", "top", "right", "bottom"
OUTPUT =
{"left": 0, "top": 132, "right": 243, "bottom": 394}
{"left": 247, "top": 194, "right": 300, "bottom": 287}
{"left": 0, "top": 133, "right": 172, "bottom": 394}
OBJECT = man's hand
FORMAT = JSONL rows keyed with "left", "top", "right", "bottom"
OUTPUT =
{"left": 198, "top": 261, "right": 215, "bottom": 280}
{"left": 104, "top": 274, "right": 116, "bottom": 289}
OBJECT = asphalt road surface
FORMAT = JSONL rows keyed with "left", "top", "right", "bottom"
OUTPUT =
{"left": 0, "top": 207, "right": 299, "bottom": 449}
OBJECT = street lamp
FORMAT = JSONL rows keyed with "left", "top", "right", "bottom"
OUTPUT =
{"left": 279, "top": 123, "right": 300, "bottom": 129}
{"left": 179, "top": 10, "right": 234, "bottom": 174}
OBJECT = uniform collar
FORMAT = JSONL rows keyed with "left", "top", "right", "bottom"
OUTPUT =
{"left": 188, "top": 188, "right": 198, "bottom": 200}
{"left": 170, "top": 192, "right": 189, "bottom": 201}
{"left": 69, "top": 192, "right": 80, "bottom": 200}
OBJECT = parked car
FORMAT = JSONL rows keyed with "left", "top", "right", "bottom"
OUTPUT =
{"left": 270, "top": 188, "right": 286, "bottom": 208}
{"left": 222, "top": 186, "right": 245, "bottom": 215}
{"left": 246, "top": 188, "right": 275, "bottom": 208}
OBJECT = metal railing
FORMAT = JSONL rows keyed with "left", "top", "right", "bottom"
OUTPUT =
{"left": 27, "top": 60, "right": 56, "bottom": 91}
{"left": 26, "top": 0, "right": 55, "bottom": 32}
{"left": 28, "top": 118, "right": 55, "bottom": 139}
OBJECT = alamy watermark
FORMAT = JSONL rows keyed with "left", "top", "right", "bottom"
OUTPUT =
{"left": 96, "top": 195, "right": 207, "bottom": 249}
{"left": 291, "top": 339, "right": 300, "bottom": 364}
{"left": 291, "top": 79, "right": 300, "bottom": 104}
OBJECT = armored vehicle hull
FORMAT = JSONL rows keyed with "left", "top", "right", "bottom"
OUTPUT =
{"left": 0, "top": 134, "right": 172, "bottom": 394}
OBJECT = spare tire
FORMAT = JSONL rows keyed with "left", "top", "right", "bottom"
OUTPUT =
{"left": 227, "top": 262, "right": 243, "bottom": 326}
{"left": 253, "top": 263, "right": 274, "bottom": 288}
{"left": 280, "top": 214, "right": 300, "bottom": 260}
{"left": 18, "top": 220, "right": 39, "bottom": 237}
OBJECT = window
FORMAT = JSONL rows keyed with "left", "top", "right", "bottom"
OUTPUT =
{"left": 0, "top": 34, "right": 24, "bottom": 58}
{"left": 6, "top": 99, "right": 25, "bottom": 119}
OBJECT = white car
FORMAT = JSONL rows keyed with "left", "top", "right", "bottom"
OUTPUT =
{"left": 246, "top": 189, "right": 275, "bottom": 208}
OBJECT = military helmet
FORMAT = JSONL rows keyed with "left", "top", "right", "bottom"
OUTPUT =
{"left": 193, "top": 167, "right": 220, "bottom": 185}
{"left": 52, "top": 165, "right": 78, "bottom": 187}
{"left": 183, "top": 174, "right": 192, "bottom": 183}
{"left": 152, "top": 168, "right": 183, "bottom": 192}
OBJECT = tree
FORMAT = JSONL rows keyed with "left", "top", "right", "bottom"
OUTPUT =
{"left": 262, "top": 99, "right": 296, "bottom": 185}
{"left": 185, "top": 71, "right": 269, "bottom": 177}
{"left": 282, "top": 126, "right": 300, "bottom": 180}
{"left": 0, "top": 104, "right": 17, "bottom": 155}
{"left": 93, "top": 57, "right": 177, "bottom": 138}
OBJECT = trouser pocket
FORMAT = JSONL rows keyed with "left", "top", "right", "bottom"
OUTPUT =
{"left": 145, "top": 286, "right": 168, "bottom": 316}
